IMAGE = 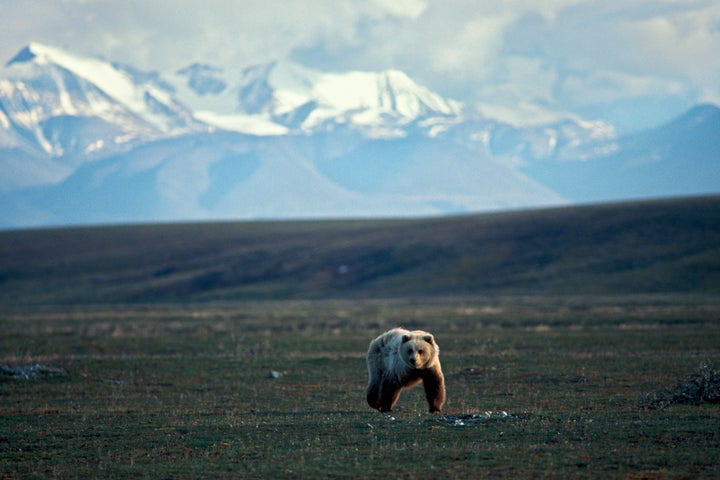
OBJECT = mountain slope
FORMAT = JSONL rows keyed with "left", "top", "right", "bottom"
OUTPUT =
{"left": 1, "top": 130, "right": 564, "bottom": 227}
{"left": 0, "top": 43, "right": 205, "bottom": 190}
{"left": 0, "top": 44, "right": 574, "bottom": 228}
{"left": 0, "top": 43, "right": 718, "bottom": 229}
{"left": 5, "top": 43, "right": 200, "bottom": 135}
{"left": 523, "top": 104, "right": 720, "bottom": 202}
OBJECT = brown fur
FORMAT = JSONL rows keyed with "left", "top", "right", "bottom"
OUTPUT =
{"left": 365, "top": 328, "right": 446, "bottom": 413}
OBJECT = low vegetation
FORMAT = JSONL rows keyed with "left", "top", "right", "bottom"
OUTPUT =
{"left": 1, "top": 196, "right": 718, "bottom": 477}
{"left": 1, "top": 297, "right": 719, "bottom": 478}
{"left": 641, "top": 360, "right": 720, "bottom": 409}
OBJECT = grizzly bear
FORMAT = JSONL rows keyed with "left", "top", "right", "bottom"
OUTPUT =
{"left": 365, "top": 328, "right": 445, "bottom": 413}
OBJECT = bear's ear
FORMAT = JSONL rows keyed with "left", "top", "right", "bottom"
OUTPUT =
{"left": 423, "top": 335, "right": 434, "bottom": 345}
{"left": 402, "top": 334, "right": 411, "bottom": 343}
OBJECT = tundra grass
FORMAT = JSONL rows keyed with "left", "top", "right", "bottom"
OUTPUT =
{"left": 1, "top": 297, "right": 719, "bottom": 478}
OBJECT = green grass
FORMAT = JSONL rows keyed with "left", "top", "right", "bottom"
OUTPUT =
{"left": 1, "top": 196, "right": 719, "bottom": 477}
{"left": 2, "top": 297, "right": 719, "bottom": 478}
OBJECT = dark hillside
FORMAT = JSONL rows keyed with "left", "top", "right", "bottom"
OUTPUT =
{"left": 1, "top": 195, "right": 718, "bottom": 305}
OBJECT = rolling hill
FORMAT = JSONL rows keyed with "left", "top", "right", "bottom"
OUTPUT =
{"left": 1, "top": 195, "right": 718, "bottom": 306}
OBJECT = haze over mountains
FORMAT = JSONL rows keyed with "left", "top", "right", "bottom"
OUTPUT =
{"left": 0, "top": 43, "right": 718, "bottom": 229}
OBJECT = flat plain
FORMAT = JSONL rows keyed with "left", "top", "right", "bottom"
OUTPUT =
{"left": 2, "top": 297, "right": 719, "bottom": 478}
{"left": 1, "top": 196, "right": 719, "bottom": 478}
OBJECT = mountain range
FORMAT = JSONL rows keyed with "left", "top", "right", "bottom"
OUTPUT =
{"left": 0, "top": 43, "right": 718, "bottom": 228}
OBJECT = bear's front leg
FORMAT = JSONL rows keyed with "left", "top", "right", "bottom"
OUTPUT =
{"left": 366, "top": 384, "right": 380, "bottom": 410}
{"left": 378, "top": 380, "right": 402, "bottom": 412}
{"left": 422, "top": 366, "right": 446, "bottom": 413}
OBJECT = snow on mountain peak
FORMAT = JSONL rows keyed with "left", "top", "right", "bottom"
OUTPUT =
{"left": 5, "top": 42, "right": 64, "bottom": 66}
{"left": 234, "top": 61, "right": 464, "bottom": 136}
{"left": 0, "top": 44, "right": 618, "bottom": 153}
{"left": 2, "top": 43, "right": 716, "bottom": 229}
{"left": 9, "top": 43, "right": 137, "bottom": 105}
{"left": 166, "top": 59, "right": 466, "bottom": 137}
{"left": 3, "top": 43, "right": 198, "bottom": 135}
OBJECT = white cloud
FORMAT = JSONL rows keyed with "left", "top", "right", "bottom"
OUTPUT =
{"left": 427, "top": 15, "right": 513, "bottom": 76}
{"left": 1, "top": 0, "right": 719, "bottom": 130}
{"left": 371, "top": 0, "right": 428, "bottom": 20}
{"left": 620, "top": 5, "right": 720, "bottom": 83}
{"left": 560, "top": 71, "right": 687, "bottom": 106}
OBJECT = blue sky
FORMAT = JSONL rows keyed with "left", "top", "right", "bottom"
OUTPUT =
{"left": 2, "top": 0, "right": 719, "bottom": 132}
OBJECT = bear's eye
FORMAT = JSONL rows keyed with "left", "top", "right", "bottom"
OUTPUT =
{"left": 417, "top": 349, "right": 424, "bottom": 355}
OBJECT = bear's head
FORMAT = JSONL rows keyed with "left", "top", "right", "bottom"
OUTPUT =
{"left": 400, "top": 332, "right": 438, "bottom": 369}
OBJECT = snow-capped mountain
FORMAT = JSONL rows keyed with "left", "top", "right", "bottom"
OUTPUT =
{"left": 168, "top": 59, "right": 464, "bottom": 138}
{"left": 0, "top": 43, "right": 717, "bottom": 229}
{"left": 0, "top": 43, "right": 206, "bottom": 190}
{"left": 522, "top": 103, "right": 720, "bottom": 202}
{"left": 4, "top": 43, "right": 202, "bottom": 139}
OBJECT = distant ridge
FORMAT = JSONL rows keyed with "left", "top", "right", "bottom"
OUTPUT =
{"left": 1, "top": 195, "right": 718, "bottom": 306}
